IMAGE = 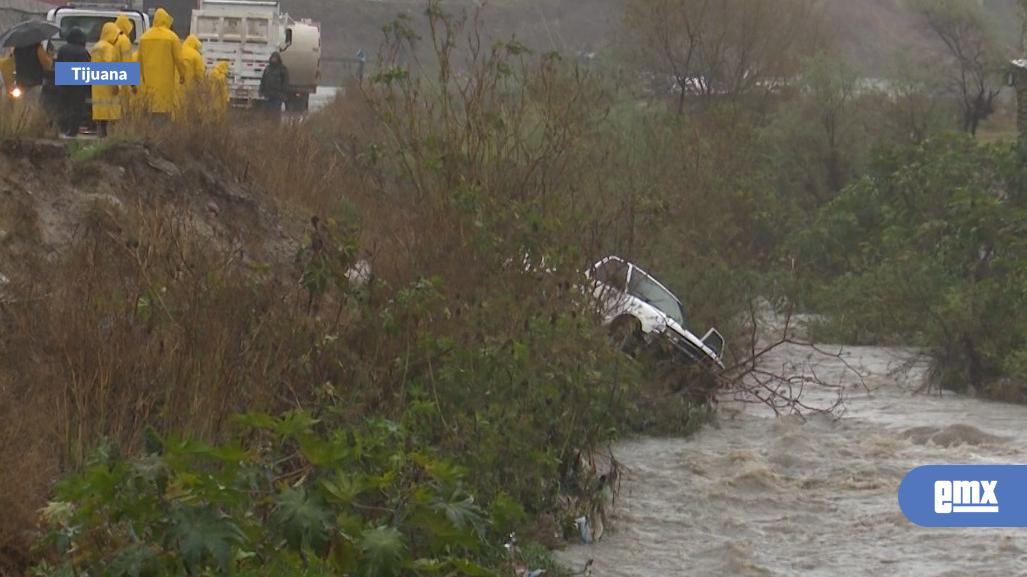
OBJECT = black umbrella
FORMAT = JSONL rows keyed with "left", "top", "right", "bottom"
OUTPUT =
{"left": 0, "top": 20, "right": 60, "bottom": 49}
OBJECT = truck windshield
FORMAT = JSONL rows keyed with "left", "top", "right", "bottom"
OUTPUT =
{"left": 628, "top": 268, "right": 687, "bottom": 327}
{"left": 60, "top": 16, "right": 137, "bottom": 43}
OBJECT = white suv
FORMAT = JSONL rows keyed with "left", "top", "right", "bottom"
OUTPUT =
{"left": 587, "top": 256, "right": 724, "bottom": 369}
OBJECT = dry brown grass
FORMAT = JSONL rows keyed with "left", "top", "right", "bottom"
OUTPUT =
{"left": 0, "top": 199, "right": 325, "bottom": 575}
{"left": 111, "top": 84, "right": 365, "bottom": 218}
{"left": 0, "top": 97, "right": 51, "bottom": 139}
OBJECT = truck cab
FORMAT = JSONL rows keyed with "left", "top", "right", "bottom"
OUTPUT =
{"left": 46, "top": 3, "right": 149, "bottom": 49}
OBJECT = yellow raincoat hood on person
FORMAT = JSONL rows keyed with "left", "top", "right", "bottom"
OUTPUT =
{"left": 208, "top": 60, "right": 230, "bottom": 112}
{"left": 114, "top": 14, "right": 135, "bottom": 62}
{"left": 90, "top": 22, "right": 121, "bottom": 121}
{"left": 211, "top": 60, "right": 229, "bottom": 78}
{"left": 137, "top": 8, "right": 185, "bottom": 114}
{"left": 181, "top": 34, "right": 205, "bottom": 87}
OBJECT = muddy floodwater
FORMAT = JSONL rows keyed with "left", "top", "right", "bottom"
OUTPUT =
{"left": 557, "top": 343, "right": 1027, "bottom": 577}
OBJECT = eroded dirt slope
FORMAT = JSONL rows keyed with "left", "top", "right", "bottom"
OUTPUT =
{"left": 0, "top": 139, "right": 298, "bottom": 280}
{"left": 0, "top": 138, "right": 305, "bottom": 576}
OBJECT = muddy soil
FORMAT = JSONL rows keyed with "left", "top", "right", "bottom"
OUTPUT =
{"left": 0, "top": 138, "right": 300, "bottom": 284}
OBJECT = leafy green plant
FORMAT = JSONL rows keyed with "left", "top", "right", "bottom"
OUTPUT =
{"left": 35, "top": 412, "right": 508, "bottom": 577}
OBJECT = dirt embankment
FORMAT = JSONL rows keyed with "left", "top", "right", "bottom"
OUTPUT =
{"left": 0, "top": 138, "right": 304, "bottom": 577}
{"left": 0, "top": 138, "right": 298, "bottom": 279}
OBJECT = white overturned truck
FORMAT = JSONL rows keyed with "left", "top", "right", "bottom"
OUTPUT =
{"left": 588, "top": 256, "right": 725, "bottom": 369}
{"left": 190, "top": 0, "right": 320, "bottom": 111}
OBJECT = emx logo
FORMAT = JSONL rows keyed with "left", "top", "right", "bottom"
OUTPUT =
{"left": 900, "top": 465, "right": 1026, "bottom": 527}
{"left": 934, "top": 480, "right": 998, "bottom": 514}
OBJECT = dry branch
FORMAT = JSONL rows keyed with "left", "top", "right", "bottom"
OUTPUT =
{"left": 714, "top": 298, "right": 867, "bottom": 417}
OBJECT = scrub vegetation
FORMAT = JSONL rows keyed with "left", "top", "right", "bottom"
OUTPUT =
{"left": 0, "top": 97, "right": 49, "bottom": 138}
{"left": 3, "top": 0, "right": 1027, "bottom": 575}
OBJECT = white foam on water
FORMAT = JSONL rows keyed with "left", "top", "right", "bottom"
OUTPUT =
{"left": 557, "top": 344, "right": 1027, "bottom": 577}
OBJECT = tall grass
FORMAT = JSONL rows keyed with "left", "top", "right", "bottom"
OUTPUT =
{"left": 0, "top": 97, "right": 50, "bottom": 138}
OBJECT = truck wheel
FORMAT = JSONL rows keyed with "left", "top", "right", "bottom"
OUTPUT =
{"left": 285, "top": 92, "right": 309, "bottom": 113}
{"left": 610, "top": 316, "right": 643, "bottom": 356}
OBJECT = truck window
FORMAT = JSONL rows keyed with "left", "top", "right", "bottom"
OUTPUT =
{"left": 627, "top": 269, "right": 686, "bottom": 326}
{"left": 195, "top": 16, "right": 220, "bottom": 38}
{"left": 60, "top": 16, "right": 136, "bottom": 43}
{"left": 223, "top": 17, "right": 242, "bottom": 40}
{"left": 702, "top": 330, "right": 724, "bottom": 357}
{"left": 246, "top": 18, "right": 269, "bottom": 42}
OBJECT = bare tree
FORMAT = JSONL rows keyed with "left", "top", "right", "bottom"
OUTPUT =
{"left": 914, "top": 0, "right": 1001, "bottom": 136}
{"left": 623, "top": 0, "right": 826, "bottom": 114}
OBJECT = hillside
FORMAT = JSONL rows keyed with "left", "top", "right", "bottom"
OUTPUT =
{"left": 287, "top": 0, "right": 1022, "bottom": 82}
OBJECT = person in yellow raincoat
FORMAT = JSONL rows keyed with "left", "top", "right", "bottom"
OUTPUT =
{"left": 113, "top": 15, "right": 137, "bottom": 116}
{"left": 90, "top": 22, "right": 121, "bottom": 136}
{"left": 181, "top": 35, "right": 205, "bottom": 88}
{"left": 114, "top": 15, "right": 135, "bottom": 62}
{"left": 0, "top": 49, "right": 14, "bottom": 98}
{"left": 208, "top": 60, "right": 230, "bottom": 114}
{"left": 137, "top": 8, "right": 185, "bottom": 116}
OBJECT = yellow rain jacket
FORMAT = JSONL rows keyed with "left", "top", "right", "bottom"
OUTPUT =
{"left": 91, "top": 23, "right": 121, "bottom": 121}
{"left": 209, "top": 60, "right": 230, "bottom": 113}
{"left": 137, "top": 8, "right": 185, "bottom": 114}
{"left": 181, "top": 35, "right": 205, "bottom": 88}
{"left": 0, "top": 51, "right": 14, "bottom": 94}
{"left": 114, "top": 15, "right": 135, "bottom": 62}
{"left": 114, "top": 15, "right": 138, "bottom": 115}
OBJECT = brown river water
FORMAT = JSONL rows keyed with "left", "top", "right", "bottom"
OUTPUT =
{"left": 557, "top": 343, "right": 1027, "bottom": 577}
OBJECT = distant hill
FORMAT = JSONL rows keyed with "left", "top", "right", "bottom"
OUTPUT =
{"left": 282, "top": 0, "right": 621, "bottom": 81}
{"left": 283, "top": 0, "right": 1022, "bottom": 82}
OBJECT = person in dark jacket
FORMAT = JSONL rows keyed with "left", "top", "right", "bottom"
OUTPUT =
{"left": 13, "top": 41, "right": 53, "bottom": 101}
{"left": 258, "top": 51, "right": 288, "bottom": 119}
{"left": 55, "top": 28, "right": 91, "bottom": 137}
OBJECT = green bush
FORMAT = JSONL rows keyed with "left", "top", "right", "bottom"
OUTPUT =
{"left": 34, "top": 413, "right": 516, "bottom": 577}
{"left": 796, "top": 134, "right": 1027, "bottom": 394}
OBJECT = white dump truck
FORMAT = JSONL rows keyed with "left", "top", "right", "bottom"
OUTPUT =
{"left": 190, "top": 0, "right": 320, "bottom": 110}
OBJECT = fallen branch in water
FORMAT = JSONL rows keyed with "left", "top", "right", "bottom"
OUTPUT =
{"left": 713, "top": 298, "right": 868, "bottom": 418}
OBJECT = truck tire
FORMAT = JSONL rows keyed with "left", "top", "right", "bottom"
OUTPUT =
{"left": 285, "top": 92, "right": 309, "bottom": 113}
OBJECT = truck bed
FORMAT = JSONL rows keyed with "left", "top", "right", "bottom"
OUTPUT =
{"left": 192, "top": 1, "right": 318, "bottom": 104}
